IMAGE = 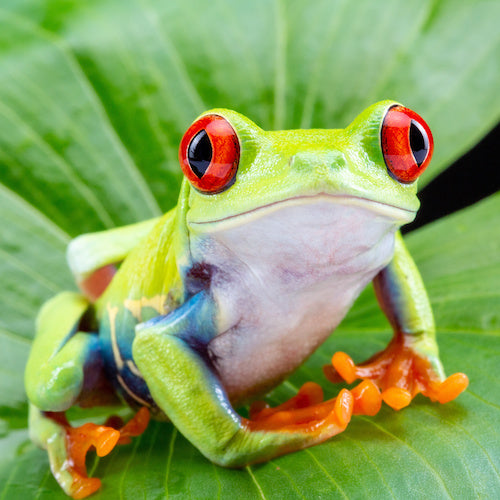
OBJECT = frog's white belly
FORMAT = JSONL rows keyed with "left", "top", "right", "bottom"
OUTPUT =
{"left": 189, "top": 197, "right": 404, "bottom": 404}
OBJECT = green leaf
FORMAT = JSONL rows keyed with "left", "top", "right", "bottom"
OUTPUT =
{"left": 0, "top": 0, "right": 499, "bottom": 498}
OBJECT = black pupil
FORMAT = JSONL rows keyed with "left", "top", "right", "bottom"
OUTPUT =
{"left": 188, "top": 130, "right": 212, "bottom": 178}
{"left": 409, "top": 120, "right": 428, "bottom": 166}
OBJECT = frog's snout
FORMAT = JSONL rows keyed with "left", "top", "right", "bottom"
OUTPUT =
{"left": 289, "top": 150, "right": 347, "bottom": 175}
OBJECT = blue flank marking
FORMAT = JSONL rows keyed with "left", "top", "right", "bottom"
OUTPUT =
{"left": 138, "top": 290, "right": 217, "bottom": 346}
{"left": 136, "top": 291, "right": 236, "bottom": 418}
{"left": 98, "top": 291, "right": 218, "bottom": 409}
{"left": 98, "top": 306, "right": 156, "bottom": 407}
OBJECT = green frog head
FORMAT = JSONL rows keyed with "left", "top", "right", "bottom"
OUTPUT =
{"left": 179, "top": 100, "right": 433, "bottom": 231}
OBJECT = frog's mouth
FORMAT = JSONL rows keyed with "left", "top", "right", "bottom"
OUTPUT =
{"left": 189, "top": 193, "right": 416, "bottom": 230}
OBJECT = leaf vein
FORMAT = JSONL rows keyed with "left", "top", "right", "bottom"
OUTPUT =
{"left": 0, "top": 451, "right": 27, "bottom": 500}
{"left": 140, "top": 0, "right": 206, "bottom": 113}
{"left": 164, "top": 427, "right": 177, "bottom": 496}
{"left": 0, "top": 9, "right": 161, "bottom": 217}
{"left": 466, "top": 390, "right": 500, "bottom": 411}
{"left": 419, "top": 406, "right": 500, "bottom": 480}
{"left": 273, "top": 0, "right": 287, "bottom": 130}
{"left": 359, "top": 418, "right": 453, "bottom": 498}
{"left": 0, "top": 184, "right": 70, "bottom": 242}
{"left": 0, "top": 248, "right": 61, "bottom": 293}
{"left": 211, "top": 461, "right": 222, "bottom": 500}
{"left": 245, "top": 466, "right": 268, "bottom": 500}
{"left": 426, "top": 31, "right": 500, "bottom": 121}
{"left": 300, "top": 0, "right": 349, "bottom": 128}
{"left": 343, "top": 435, "right": 396, "bottom": 499}
{"left": 269, "top": 460, "right": 307, "bottom": 499}
{"left": 119, "top": 431, "right": 143, "bottom": 498}
{"left": 0, "top": 327, "right": 32, "bottom": 345}
{"left": 0, "top": 103, "right": 115, "bottom": 228}
{"left": 33, "top": 469, "right": 52, "bottom": 500}
{"left": 304, "top": 448, "right": 349, "bottom": 499}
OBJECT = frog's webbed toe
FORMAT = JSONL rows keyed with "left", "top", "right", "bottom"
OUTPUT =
{"left": 248, "top": 385, "right": 353, "bottom": 436}
{"left": 248, "top": 382, "right": 324, "bottom": 421}
{"left": 249, "top": 380, "right": 381, "bottom": 423}
{"left": 350, "top": 380, "right": 383, "bottom": 415}
{"left": 324, "top": 332, "right": 468, "bottom": 411}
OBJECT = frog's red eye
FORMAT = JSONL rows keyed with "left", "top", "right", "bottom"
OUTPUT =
{"left": 179, "top": 114, "right": 240, "bottom": 193}
{"left": 381, "top": 105, "right": 433, "bottom": 183}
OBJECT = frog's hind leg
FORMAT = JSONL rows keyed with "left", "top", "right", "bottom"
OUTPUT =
{"left": 133, "top": 291, "right": 356, "bottom": 468}
{"left": 324, "top": 232, "right": 468, "bottom": 411}
{"left": 25, "top": 292, "right": 149, "bottom": 498}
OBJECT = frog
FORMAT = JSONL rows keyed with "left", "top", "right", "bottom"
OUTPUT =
{"left": 25, "top": 100, "right": 469, "bottom": 499}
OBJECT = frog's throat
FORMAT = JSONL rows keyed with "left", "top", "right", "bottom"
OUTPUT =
{"left": 188, "top": 194, "right": 416, "bottom": 230}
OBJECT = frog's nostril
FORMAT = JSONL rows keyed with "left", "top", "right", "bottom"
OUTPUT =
{"left": 290, "top": 151, "right": 345, "bottom": 174}
{"left": 330, "top": 155, "right": 346, "bottom": 170}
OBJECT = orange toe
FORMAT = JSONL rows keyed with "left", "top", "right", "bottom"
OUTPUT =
{"left": 333, "top": 389, "right": 353, "bottom": 427}
{"left": 331, "top": 352, "right": 357, "bottom": 384}
{"left": 249, "top": 400, "right": 270, "bottom": 420}
{"left": 250, "top": 382, "right": 324, "bottom": 422}
{"left": 382, "top": 387, "right": 412, "bottom": 411}
{"left": 251, "top": 400, "right": 332, "bottom": 430}
{"left": 352, "top": 380, "right": 382, "bottom": 416}
{"left": 94, "top": 427, "right": 121, "bottom": 457}
{"left": 67, "top": 422, "right": 121, "bottom": 473}
{"left": 435, "top": 373, "right": 469, "bottom": 404}
{"left": 247, "top": 388, "right": 352, "bottom": 434}
{"left": 118, "top": 407, "right": 150, "bottom": 444}
{"left": 71, "top": 476, "right": 101, "bottom": 500}
{"left": 254, "top": 410, "right": 296, "bottom": 429}
{"left": 297, "top": 382, "right": 324, "bottom": 408}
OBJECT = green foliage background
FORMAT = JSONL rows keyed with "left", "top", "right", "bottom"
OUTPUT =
{"left": 0, "top": 0, "right": 499, "bottom": 498}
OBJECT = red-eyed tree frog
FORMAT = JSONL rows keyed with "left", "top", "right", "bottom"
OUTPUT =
{"left": 25, "top": 101, "right": 468, "bottom": 498}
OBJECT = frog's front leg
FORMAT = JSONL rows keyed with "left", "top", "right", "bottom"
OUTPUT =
{"left": 25, "top": 292, "right": 149, "bottom": 498}
{"left": 133, "top": 291, "right": 354, "bottom": 467}
{"left": 67, "top": 216, "right": 160, "bottom": 300}
{"left": 326, "top": 231, "right": 468, "bottom": 410}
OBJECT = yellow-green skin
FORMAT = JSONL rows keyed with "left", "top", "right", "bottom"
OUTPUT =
{"left": 25, "top": 101, "right": 443, "bottom": 494}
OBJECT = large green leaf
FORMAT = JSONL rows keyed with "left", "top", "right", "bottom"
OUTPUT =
{"left": 0, "top": 0, "right": 499, "bottom": 498}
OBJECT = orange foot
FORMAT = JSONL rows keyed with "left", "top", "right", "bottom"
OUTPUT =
{"left": 246, "top": 380, "right": 380, "bottom": 436}
{"left": 324, "top": 332, "right": 468, "bottom": 411}
{"left": 247, "top": 383, "right": 352, "bottom": 435}
{"left": 46, "top": 407, "right": 150, "bottom": 499}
